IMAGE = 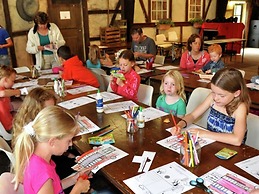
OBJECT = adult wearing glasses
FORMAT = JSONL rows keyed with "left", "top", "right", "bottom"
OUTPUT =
{"left": 130, "top": 26, "right": 156, "bottom": 62}
{"left": 26, "top": 12, "right": 65, "bottom": 70}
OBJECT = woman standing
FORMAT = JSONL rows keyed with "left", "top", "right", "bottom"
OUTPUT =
{"left": 26, "top": 12, "right": 65, "bottom": 70}
{"left": 180, "top": 33, "right": 210, "bottom": 70}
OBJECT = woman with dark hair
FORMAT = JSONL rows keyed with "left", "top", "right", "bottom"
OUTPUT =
{"left": 26, "top": 12, "right": 65, "bottom": 70}
{"left": 180, "top": 33, "right": 210, "bottom": 70}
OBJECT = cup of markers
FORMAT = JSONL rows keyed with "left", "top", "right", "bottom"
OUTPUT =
{"left": 145, "top": 57, "right": 154, "bottom": 70}
{"left": 179, "top": 131, "right": 201, "bottom": 168}
{"left": 124, "top": 106, "right": 139, "bottom": 134}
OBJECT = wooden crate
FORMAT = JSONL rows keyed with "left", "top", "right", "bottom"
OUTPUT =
{"left": 100, "top": 27, "right": 121, "bottom": 45}
{"left": 114, "top": 20, "right": 127, "bottom": 42}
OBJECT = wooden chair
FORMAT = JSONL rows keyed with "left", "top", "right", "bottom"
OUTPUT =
{"left": 137, "top": 84, "right": 154, "bottom": 106}
{"left": 155, "top": 34, "right": 172, "bottom": 56}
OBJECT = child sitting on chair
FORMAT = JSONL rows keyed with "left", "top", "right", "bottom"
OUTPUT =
{"left": 57, "top": 45, "right": 99, "bottom": 88}
{"left": 156, "top": 70, "right": 186, "bottom": 117}
{"left": 197, "top": 44, "right": 225, "bottom": 74}
{"left": 86, "top": 45, "right": 113, "bottom": 68}
{"left": 110, "top": 50, "right": 140, "bottom": 101}
{"left": 0, "top": 66, "right": 27, "bottom": 131}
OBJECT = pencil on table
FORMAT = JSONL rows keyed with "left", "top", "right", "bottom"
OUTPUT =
{"left": 171, "top": 112, "right": 179, "bottom": 134}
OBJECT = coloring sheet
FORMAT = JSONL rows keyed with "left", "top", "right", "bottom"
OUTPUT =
{"left": 12, "top": 79, "right": 38, "bottom": 88}
{"left": 76, "top": 115, "right": 100, "bottom": 136}
{"left": 157, "top": 124, "right": 215, "bottom": 153}
{"left": 66, "top": 85, "right": 98, "bottom": 95}
{"left": 137, "top": 69, "right": 153, "bottom": 74}
{"left": 235, "top": 155, "right": 259, "bottom": 180}
{"left": 72, "top": 144, "right": 128, "bottom": 174}
{"left": 39, "top": 69, "right": 53, "bottom": 74}
{"left": 121, "top": 107, "right": 168, "bottom": 122}
{"left": 124, "top": 161, "right": 197, "bottom": 194}
{"left": 58, "top": 96, "right": 95, "bottom": 109}
{"left": 88, "top": 92, "right": 122, "bottom": 102}
{"left": 38, "top": 74, "right": 60, "bottom": 80}
{"left": 155, "top": 66, "right": 179, "bottom": 70}
{"left": 139, "top": 63, "right": 163, "bottom": 68}
{"left": 201, "top": 166, "right": 258, "bottom": 194}
{"left": 103, "top": 100, "right": 138, "bottom": 114}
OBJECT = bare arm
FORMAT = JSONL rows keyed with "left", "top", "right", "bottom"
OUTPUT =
{"left": 0, "top": 89, "right": 21, "bottom": 97}
{"left": 0, "top": 38, "right": 13, "bottom": 49}
{"left": 171, "top": 93, "right": 213, "bottom": 135}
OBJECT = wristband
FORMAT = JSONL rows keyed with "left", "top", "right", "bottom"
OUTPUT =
{"left": 181, "top": 119, "right": 187, "bottom": 128}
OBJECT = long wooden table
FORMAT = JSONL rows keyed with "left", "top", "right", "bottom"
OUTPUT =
{"left": 69, "top": 92, "right": 259, "bottom": 194}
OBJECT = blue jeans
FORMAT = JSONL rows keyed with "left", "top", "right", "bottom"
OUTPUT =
{"left": 0, "top": 55, "right": 10, "bottom": 66}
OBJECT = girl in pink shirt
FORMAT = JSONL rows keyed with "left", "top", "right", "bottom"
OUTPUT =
{"left": 110, "top": 50, "right": 140, "bottom": 101}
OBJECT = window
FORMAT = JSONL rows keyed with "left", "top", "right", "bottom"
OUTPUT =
{"left": 188, "top": 0, "right": 203, "bottom": 20}
{"left": 151, "top": 0, "right": 170, "bottom": 22}
{"left": 233, "top": 4, "right": 243, "bottom": 23}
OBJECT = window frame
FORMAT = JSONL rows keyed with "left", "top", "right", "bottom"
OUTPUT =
{"left": 148, "top": 0, "right": 172, "bottom": 23}
{"left": 186, "top": 0, "right": 205, "bottom": 21}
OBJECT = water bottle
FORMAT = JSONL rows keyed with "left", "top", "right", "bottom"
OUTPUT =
{"left": 96, "top": 89, "right": 104, "bottom": 113}
{"left": 137, "top": 107, "right": 145, "bottom": 128}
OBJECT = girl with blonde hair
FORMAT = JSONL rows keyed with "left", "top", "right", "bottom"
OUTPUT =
{"left": 13, "top": 106, "right": 90, "bottom": 194}
{"left": 86, "top": 44, "right": 113, "bottom": 68}
{"left": 156, "top": 70, "right": 186, "bottom": 117}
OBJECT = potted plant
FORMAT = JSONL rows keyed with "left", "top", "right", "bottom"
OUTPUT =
{"left": 157, "top": 18, "right": 174, "bottom": 30}
{"left": 189, "top": 18, "right": 204, "bottom": 28}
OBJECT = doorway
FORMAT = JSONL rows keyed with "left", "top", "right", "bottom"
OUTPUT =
{"left": 47, "top": 0, "right": 85, "bottom": 60}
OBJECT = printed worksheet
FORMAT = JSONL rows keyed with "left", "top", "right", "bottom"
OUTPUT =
{"left": 121, "top": 107, "right": 168, "bottom": 122}
{"left": 156, "top": 124, "right": 215, "bottom": 153}
{"left": 155, "top": 66, "right": 179, "bottom": 70}
{"left": 12, "top": 79, "right": 38, "bottom": 88}
{"left": 235, "top": 155, "right": 259, "bottom": 180}
{"left": 124, "top": 161, "right": 197, "bottom": 194}
{"left": 103, "top": 100, "right": 138, "bottom": 114}
{"left": 39, "top": 69, "right": 53, "bottom": 74}
{"left": 201, "top": 166, "right": 258, "bottom": 194}
{"left": 72, "top": 144, "right": 128, "bottom": 173}
{"left": 246, "top": 83, "right": 259, "bottom": 90}
{"left": 88, "top": 92, "right": 122, "bottom": 102}
{"left": 76, "top": 115, "right": 100, "bottom": 136}
{"left": 38, "top": 74, "right": 60, "bottom": 80}
{"left": 66, "top": 85, "right": 98, "bottom": 95}
{"left": 137, "top": 69, "right": 153, "bottom": 74}
{"left": 58, "top": 96, "right": 95, "bottom": 109}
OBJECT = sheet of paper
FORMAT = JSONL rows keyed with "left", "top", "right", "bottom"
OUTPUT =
{"left": 124, "top": 161, "right": 197, "bottom": 194}
{"left": 246, "top": 83, "right": 259, "bottom": 90}
{"left": 72, "top": 144, "right": 128, "bottom": 174}
{"left": 155, "top": 66, "right": 179, "bottom": 70}
{"left": 12, "top": 79, "right": 38, "bottom": 88}
{"left": 136, "top": 61, "right": 145, "bottom": 65}
{"left": 39, "top": 69, "right": 53, "bottom": 75}
{"left": 15, "top": 75, "right": 28, "bottom": 80}
{"left": 38, "top": 74, "right": 60, "bottom": 80}
{"left": 235, "top": 155, "right": 259, "bottom": 180}
{"left": 103, "top": 100, "right": 138, "bottom": 114}
{"left": 66, "top": 85, "right": 98, "bottom": 95}
{"left": 198, "top": 79, "right": 211, "bottom": 83}
{"left": 132, "top": 151, "right": 155, "bottom": 173}
{"left": 137, "top": 69, "right": 153, "bottom": 74}
{"left": 157, "top": 124, "right": 215, "bottom": 153}
{"left": 139, "top": 63, "right": 163, "bottom": 68}
{"left": 76, "top": 115, "right": 100, "bottom": 136}
{"left": 121, "top": 107, "right": 168, "bottom": 122}
{"left": 201, "top": 166, "right": 258, "bottom": 193}
{"left": 58, "top": 96, "right": 95, "bottom": 109}
{"left": 88, "top": 92, "right": 122, "bottom": 102}
{"left": 65, "top": 80, "right": 73, "bottom": 86}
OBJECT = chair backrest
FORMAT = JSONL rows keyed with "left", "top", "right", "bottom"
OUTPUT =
{"left": 168, "top": 31, "right": 178, "bottom": 42}
{"left": 154, "top": 55, "right": 165, "bottom": 65}
{"left": 137, "top": 84, "right": 154, "bottom": 106}
{"left": 0, "top": 137, "right": 15, "bottom": 166}
{"left": 237, "top": 69, "right": 245, "bottom": 78}
{"left": 0, "top": 122, "right": 12, "bottom": 141}
{"left": 186, "top": 87, "right": 212, "bottom": 128}
{"left": 101, "top": 74, "right": 113, "bottom": 92}
{"left": 89, "top": 68, "right": 107, "bottom": 91}
{"left": 0, "top": 173, "right": 24, "bottom": 194}
{"left": 14, "top": 66, "right": 30, "bottom": 74}
{"left": 246, "top": 113, "right": 259, "bottom": 150}
{"left": 156, "top": 34, "right": 167, "bottom": 44}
